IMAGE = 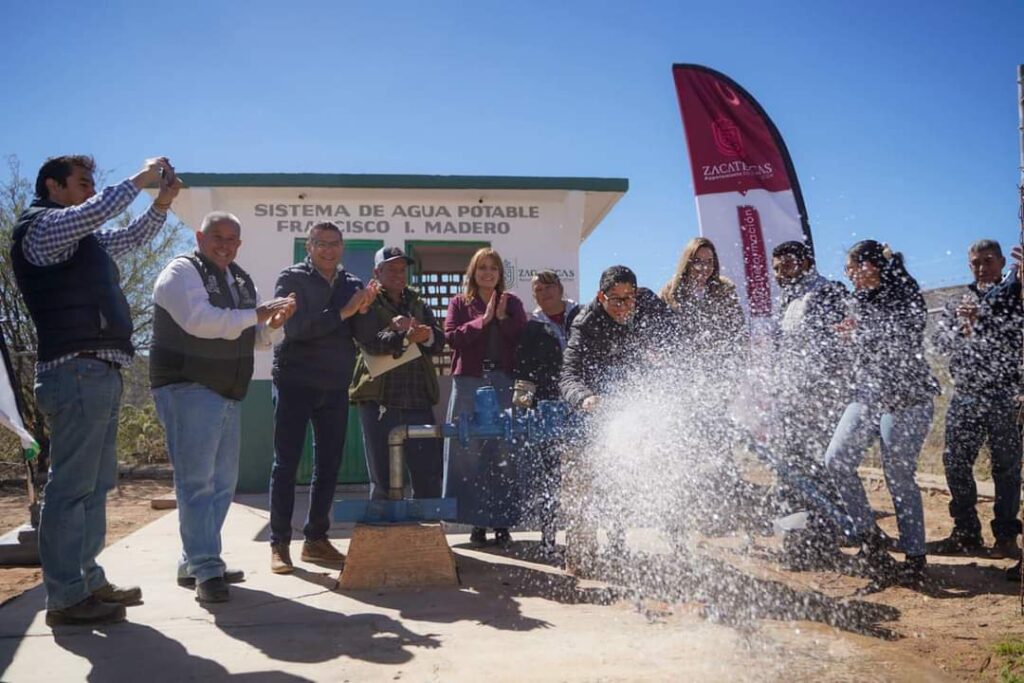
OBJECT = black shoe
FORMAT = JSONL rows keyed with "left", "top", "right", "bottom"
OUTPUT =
{"left": 494, "top": 528, "right": 513, "bottom": 548}
{"left": 1006, "top": 560, "right": 1022, "bottom": 582}
{"left": 177, "top": 569, "right": 245, "bottom": 588}
{"left": 91, "top": 582, "right": 142, "bottom": 606}
{"left": 469, "top": 527, "right": 487, "bottom": 547}
{"left": 195, "top": 576, "right": 230, "bottom": 603}
{"left": 929, "top": 530, "right": 984, "bottom": 556}
{"left": 782, "top": 530, "right": 842, "bottom": 571}
{"left": 991, "top": 537, "right": 1021, "bottom": 560}
{"left": 46, "top": 595, "right": 127, "bottom": 627}
{"left": 852, "top": 529, "right": 899, "bottom": 579}
{"left": 898, "top": 555, "right": 927, "bottom": 585}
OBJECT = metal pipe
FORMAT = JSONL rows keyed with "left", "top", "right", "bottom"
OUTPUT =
{"left": 387, "top": 424, "right": 443, "bottom": 501}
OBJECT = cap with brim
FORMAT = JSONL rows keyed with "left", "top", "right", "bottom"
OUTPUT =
{"left": 374, "top": 246, "right": 415, "bottom": 268}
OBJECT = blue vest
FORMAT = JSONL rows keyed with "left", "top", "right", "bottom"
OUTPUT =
{"left": 149, "top": 253, "right": 257, "bottom": 400}
{"left": 11, "top": 200, "right": 134, "bottom": 363}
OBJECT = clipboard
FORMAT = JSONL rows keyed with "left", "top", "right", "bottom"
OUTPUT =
{"left": 362, "top": 341, "right": 422, "bottom": 379}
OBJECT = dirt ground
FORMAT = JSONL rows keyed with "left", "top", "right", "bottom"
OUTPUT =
{"left": 1, "top": 476, "right": 1022, "bottom": 681}
{"left": 0, "top": 479, "right": 174, "bottom": 606}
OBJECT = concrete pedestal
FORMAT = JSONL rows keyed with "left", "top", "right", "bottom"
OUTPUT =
{"left": 338, "top": 522, "right": 458, "bottom": 589}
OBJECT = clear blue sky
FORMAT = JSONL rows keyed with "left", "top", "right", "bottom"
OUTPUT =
{"left": 2, "top": 1, "right": 1022, "bottom": 295}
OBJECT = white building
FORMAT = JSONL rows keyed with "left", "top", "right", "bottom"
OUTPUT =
{"left": 167, "top": 172, "right": 627, "bottom": 491}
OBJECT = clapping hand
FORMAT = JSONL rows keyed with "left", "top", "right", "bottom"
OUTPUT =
{"left": 482, "top": 291, "right": 498, "bottom": 324}
{"left": 341, "top": 282, "right": 380, "bottom": 320}
{"left": 495, "top": 292, "right": 509, "bottom": 321}
{"left": 258, "top": 294, "right": 295, "bottom": 325}
{"left": 267, "top": 293, "right": 297, "bottom": 329}
{"left": 406, "top": 320, "right": 431, "bottom": 345}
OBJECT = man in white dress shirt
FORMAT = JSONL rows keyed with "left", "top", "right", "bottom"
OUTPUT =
{"left": 150, "top": 211, "right": 295, "bottom": 603}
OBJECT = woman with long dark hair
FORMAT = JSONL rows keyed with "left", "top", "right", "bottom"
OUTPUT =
{"left": 825, "top": 240, "right": 939, "bottom": 582}
{"left": 443, "top": 248, "right": 527, "bottom": 547}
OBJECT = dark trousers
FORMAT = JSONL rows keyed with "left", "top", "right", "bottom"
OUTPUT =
{"left": 943, "top": 391, "right": 1022, "bottom": 540}
{"left": 518, "top": 439, "right": 562, "bottom": 537}
{"left": 358, "top": 402, "right": 442, "bottom": 500}
{"left": 269, "top": 382, "right": 348, "bottom": 545}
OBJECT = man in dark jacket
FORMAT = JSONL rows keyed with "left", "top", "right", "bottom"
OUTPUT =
{"left": 268, "top": 222, "right": 376, "bottom": 574}
{"left": 560, "top": 267, "right": 658, "bottom": 411}
{"left": 512, "top": 270, "right": 581, "bottom": 553}
{"left": 932, "top": 239, "right": 1022, "bottom": 559}
{"left": 558, "top": 266, "right": 675, "bottom": 572}
{"left": 350, "top": 246, "right": 445, "bottom": 501}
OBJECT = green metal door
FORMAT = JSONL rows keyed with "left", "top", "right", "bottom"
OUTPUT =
{"left": 291, "top": 238, "right": 383, "bottom": 484}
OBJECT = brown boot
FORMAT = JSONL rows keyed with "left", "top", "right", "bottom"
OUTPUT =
{"left": 301, "top": 538, "right": 344, "bottom": 564}
{"left": 271, "top": 543, "right": 294, "bottom": 574}
{"left": 46, "top": 595, "right": 126, "bottom": 628}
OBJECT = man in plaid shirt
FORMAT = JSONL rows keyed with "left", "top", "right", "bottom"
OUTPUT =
{"left": 11, "top": 154, "right": 180, "bottom": 627}
{"left": 350, "top": 247, "right": 445, "bottom": 502}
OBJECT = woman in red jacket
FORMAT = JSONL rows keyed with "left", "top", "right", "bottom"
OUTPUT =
{"left": 443, "top": 248, "right": 527, "bottom": 546}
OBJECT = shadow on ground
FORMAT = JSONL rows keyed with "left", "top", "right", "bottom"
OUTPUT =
{"left": 201, "top": 584, "right": 442, "bottom": 666}
{"left": 0, "top": 585, "right": 43, "bottom": 676}
{"left": 337, "top": 551, "right": 617, "bottom": 632}
{"left": 52, "top": 622, "right": 312, "bottom": 683}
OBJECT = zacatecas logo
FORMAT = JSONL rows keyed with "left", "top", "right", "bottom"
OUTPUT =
{"left": 711, "top": 117, "right": 743, "bottom": 157}
{"left": 503, "top": 259, "right": 577, "bottom": 286}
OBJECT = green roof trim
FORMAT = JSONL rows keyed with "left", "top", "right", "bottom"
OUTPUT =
{"left": 177, "top": 173, "right": 628, "bottom": 193}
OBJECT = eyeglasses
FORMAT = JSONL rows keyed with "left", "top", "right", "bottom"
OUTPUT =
{"left": 690, "top": 257, "right": 714, "bottom": 266}
{"left": 605, "top": 296, "right": 636, "bottom": 307}
{"left": 311, "top": 240, "right": 343, "bottom": 250}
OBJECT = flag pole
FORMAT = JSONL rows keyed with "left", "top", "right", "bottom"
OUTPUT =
{"left": 1016, "top": 63, "right": 1023, "bottom": 614}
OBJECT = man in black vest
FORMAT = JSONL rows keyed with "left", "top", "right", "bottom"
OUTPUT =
{"left": 151, "top": 211, "right": 295, "bottom": 602}
{"left": 268, "top": 221, "right": 376, "bottom": 574}
{"left": 12, "top": 154, "right": 179, "bottom": 627}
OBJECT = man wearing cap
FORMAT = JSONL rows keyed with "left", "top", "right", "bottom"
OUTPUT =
{"left": 350, "top": 246, "right": 445, "bottom": 500}
{"left": 268, "top": 222, "right": 377, "bottom": 574}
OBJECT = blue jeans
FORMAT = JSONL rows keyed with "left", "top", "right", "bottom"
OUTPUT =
{"left": 269, "top": 382, "right": 347, "bottom": 545}
{"left": 443, "top": 372, "right": 520, "bottom": 528}
{"left": 943, "top": 392, "right": 1022, "bottom": 540}
{"left": 36, "top": 358, "right": 122, "bottom": 610}
{"left": 825, "top": 400, "right": 933, "bottom": 557}
{"left": 153, "top": 382, "right": 240, "bottom": 583}
{"left": 358, "top": 403, "right": 442, "bottom": 500}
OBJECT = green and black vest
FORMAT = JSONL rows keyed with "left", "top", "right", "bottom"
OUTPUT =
{"left": 150, "top": 252, "right": 257, "bottom": 400}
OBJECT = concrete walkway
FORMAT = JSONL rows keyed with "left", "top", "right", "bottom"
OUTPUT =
{"left": 0, "top": 491, "right": 952, "bottom": 682}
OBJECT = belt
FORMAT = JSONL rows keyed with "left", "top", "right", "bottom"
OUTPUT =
{"left": 76, "top": 352, "right": 121, "bottom": 370}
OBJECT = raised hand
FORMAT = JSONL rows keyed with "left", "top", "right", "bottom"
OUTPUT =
{"left": 132, "top": 157, "right": 172, "bottom": 189}
{"left": 154, "top": 160, "right": 181, "bottom": 208}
